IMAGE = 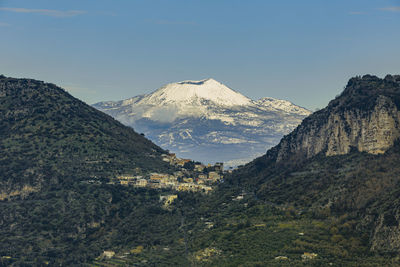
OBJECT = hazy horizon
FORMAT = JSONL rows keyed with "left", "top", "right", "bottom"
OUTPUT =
{"left": 1, "top": 0, "right": 399, "bottom": 110}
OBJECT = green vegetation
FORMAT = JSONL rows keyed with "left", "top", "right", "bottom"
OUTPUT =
{"left": 0, "top": 76, "right": 172, "bottom": 198}
{"left": 88, "top": 188, "right": 396, "bottom": 266}
{"left": 2, "top": 75, "right": 400, "bottom": 266}
{"left": 0, "top": 76, "right": 176, "bottom": 265}
{"left": 0, "top": 185, "right": 187, "bottom": 265}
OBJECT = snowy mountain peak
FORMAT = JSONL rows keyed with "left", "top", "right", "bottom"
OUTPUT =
{"left": 177, "top": 78, "right": 216, "bottom": 85}
{"left": 143, "top": 78, "right": 252, "bottom": 106}
{"left": 256, "top": 97, "right": 311, "bottom": 115}
{"left": 93, "top": 79, "right": 311, "bottom": 166}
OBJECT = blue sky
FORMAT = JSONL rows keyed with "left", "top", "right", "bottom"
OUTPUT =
{"left": 0, "top": 0, "right": 399, "bottom": 110}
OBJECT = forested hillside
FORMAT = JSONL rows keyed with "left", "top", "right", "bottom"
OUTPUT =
{"left": 1, "top": 75, "right": 400, "bottom": 266}
{"left": 0, "top": 75, "right": 170, "bottom": 199}
{"left": 0, "top": 76, "right": 175, "bottom": 265}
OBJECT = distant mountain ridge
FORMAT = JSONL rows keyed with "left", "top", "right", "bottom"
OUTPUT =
{"left": 93, "top": 78, "right": 311, "bottom": 166}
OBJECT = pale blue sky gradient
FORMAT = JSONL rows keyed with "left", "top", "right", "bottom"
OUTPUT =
{"left": 0, "top": 0, "right": 399, "bottom": 110}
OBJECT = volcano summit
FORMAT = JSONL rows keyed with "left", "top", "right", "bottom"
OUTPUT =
{"left": 93, "top": 79, "right": 310, "bottom": 166}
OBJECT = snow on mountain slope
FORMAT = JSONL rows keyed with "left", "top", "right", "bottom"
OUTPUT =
{"left": 142, "top": 78, "right": 252, "bottom": 106}
{"left": 256, "top": 97, "right": 310, "bottom": 115}
{"left": 93, "top": 79, "right": 311, "bottom": 166}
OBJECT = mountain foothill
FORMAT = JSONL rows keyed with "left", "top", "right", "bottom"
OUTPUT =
{"left": 1, "top": 74, "right": 400, "bottom": 266}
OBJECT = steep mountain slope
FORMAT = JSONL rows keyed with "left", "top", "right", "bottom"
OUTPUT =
{"left": 91, "top": 74, "right": 400, "bottom": 267}
{"left": 229, "top": 74, "right": 400, "bottom": 253}
{"left": 2, "top": 75, "right": 399, "bottom": 266}
{"left": 0, "top": 76, "right": 182, "bottom": 265}
{"left": 93, "top": 78, "right": 310, "bottom": 166}
{"left": 267, "top": 74, "right": 400, "bottom": 163}
{"left": 0, "top": 75, "right": 170, "bottom": 198}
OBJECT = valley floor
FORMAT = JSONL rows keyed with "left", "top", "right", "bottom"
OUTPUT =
{"left": 88, "top": 190, "right": 396, "bottom": 267}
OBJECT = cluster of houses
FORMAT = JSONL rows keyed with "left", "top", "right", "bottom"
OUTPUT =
{"left": 111, "top": 153, "right": 225, "bottom": 193}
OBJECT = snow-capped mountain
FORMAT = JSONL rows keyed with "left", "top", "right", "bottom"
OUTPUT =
{"left": 141, "top": 78, "right": 251, "bottom": 106}
{"left": 93, "top": 78, "right": 311, "bottom": 166}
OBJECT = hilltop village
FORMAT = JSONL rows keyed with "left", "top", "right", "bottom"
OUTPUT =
{"left": 110, "top": 153, "right": 226, "bottom": 193}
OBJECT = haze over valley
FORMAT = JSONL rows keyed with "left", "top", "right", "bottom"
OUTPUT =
{"left": 94, "top": 78, "right": 311, "bottom": 166}
{"left": 1, "top": 0, "right": 400, "bottom": 266}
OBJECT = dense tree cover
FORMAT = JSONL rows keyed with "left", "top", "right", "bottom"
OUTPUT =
{"left": 1, "top": 75, "right": 400, "bottom": 266}
{"left": 0, "top": 76, "right": 172, "bottom": 197}
{"left": 0, "top": 185, "right": 188, "bottom": 265}
{"left": 86, "top": 172, "right": 397, "bottom": 266}
{"left": 0, "top": 76, "right": 175, "bottom": 265}
{"left": 226, "top": 75, "right": 400, "bottom": 235}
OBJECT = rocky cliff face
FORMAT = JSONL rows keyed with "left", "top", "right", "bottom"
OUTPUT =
{"left": 267, "top": 75, "right": 400, "bottom": 163}
{"left": 246, "top": 74, "right": 400, "bottom": 253}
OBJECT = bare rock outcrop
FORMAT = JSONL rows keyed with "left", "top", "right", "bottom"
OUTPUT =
{"left": 266, "top": 75, "right": 400, "bottom": 164}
